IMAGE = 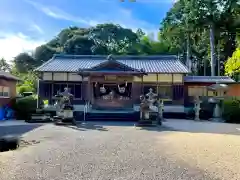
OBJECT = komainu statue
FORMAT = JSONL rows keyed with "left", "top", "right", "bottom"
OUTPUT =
{"left": 53, "top": 87, "right": 75, "bottom": 125}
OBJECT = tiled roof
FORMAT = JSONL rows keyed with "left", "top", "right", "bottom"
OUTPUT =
{"left": 0, "top": 71, "right": 20, "bottom": 81}
{"left": 184, "top": 76, "right": 235, "bottom": 83}
{"left": 35, "top": 54, "right": 190, "bottom": 73}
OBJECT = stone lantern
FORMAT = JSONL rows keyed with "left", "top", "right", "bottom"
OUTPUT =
{"left": 194, "top": 96, "right": 201, "bottom": 121}
{"left": 207, "top": 82, "right": 228, "bottom": 121}
{"left": 137, "top": 88, "right": 158, "bottom": 126}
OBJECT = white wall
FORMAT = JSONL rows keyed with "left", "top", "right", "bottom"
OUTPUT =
{"left": 42, "top": 72, "right": 88, "bottom": 81}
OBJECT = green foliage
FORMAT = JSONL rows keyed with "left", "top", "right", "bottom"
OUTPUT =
{"left": 17, "top": 85, "right": 34, "bottom": 95}
{"left": 11, "top": 71, "right": 38, "bottom": 94}
{"left": 64, "top": 36, "right": 94, "bottom": 55}
{"left": 225, "top": 48, "right": 240, "bottom": 81}
{"left": 0, "top": 58, "right": 11, "bottom": 71}
{"left": 13, "top": 96, "right": 38, "bottom": 120}
{"left": 13, "top": 53, "right": 35, "bottom": 73}
{"left": 186, "top": 98, "right": 215, "bottom": 120}
{"left": 19, "top": 23, "right": 174, "bottom": 67}
{"left": 33, "top": 45, "right": 58, "bottom": 66}
{"left": 43, "top": 100, "right": 49, "bottom": 105}
{"left": 9, "top": 1, "right": 239, "bottom": 77}
{"left": 223, "top": 99, "right": 240, "bottom": 123}
{"left": 160, "top": 0, "right": 240, "bottom": 75}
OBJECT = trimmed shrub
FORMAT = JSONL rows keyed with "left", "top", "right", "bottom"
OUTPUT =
{"left": 200, "top": 100, "right": 215, "bottom": 120}
{"left": 17, "top": 85, "right": 33, "bottom": 95}
{"left": 13, "top": 96, "right": 37, "bottom": 120}
{"left": 222, "top": 99, "right": 240, "bottom": 123}
{"left": 185, "top": 99, "right": 214, "bottom": 120}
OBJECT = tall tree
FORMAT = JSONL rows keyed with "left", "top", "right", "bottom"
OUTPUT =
{"left": 88, "top": 23, "right": 140, "bottom": 54}
{"left": 161, "top": 0, "right": 203, "bottom": 74}
{"left": 13, "top": 53, "right": 35, "bottom": 73}
{"left": 0, "top": 58, "right": 10, "bottom": 72}
{"left": 160, "top": 0, "right": 240, "bottom": 76}
{"left": 64, "top": 36, "right": 94, "bottom": 55}
{"left": 33, "top": 45, "right": 58, "bottom": 65}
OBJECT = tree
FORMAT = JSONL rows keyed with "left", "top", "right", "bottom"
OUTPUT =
{"left": 0, "top": 58, "right": 10, "bottom": 72}
{"left": 225, "top": 48, "right": 240, "bottom": 81}
{"left": 89, "top": 23, "right": 139, "bottom": 54}
{"left": 160, "top": 0, "right": 240, "bottom": 76}
{"left": 33, "top": 45, "right": 58, "bottom": 65}
{"left": 64, "top": 36, "right": 94, "bottom": 55}
{"left": 13, "top": 53, "right": 35, "bottom": 73}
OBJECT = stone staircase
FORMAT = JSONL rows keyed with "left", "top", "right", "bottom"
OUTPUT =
{"left": 26, "top": 109, "right": 53, "bottom": 123}
{"left": 85, "top": 110, "right": 140, "bottom": 121}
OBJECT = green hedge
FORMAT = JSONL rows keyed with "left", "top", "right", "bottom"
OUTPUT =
{"left": 222, "top": 99, "right": 240, "bottom": 123}
{"left": 186, "top": 99, "right": 215, "bottom": 120}
{"left": 12, "top": 96, "right": 38, "bottom": 120}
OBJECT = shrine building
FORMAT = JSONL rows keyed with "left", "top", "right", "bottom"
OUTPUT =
{"left": 35, "top": 54, "right": 190, "bottom": 110}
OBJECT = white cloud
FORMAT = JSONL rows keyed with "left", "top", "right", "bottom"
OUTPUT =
{"left": 0, "top": 32, "right": 45, "bottom": 62}
{"left": 25, "top": 0, "right": 159, "bottom": 39}
{"left": 101, "top": 0, "right": 175, "bottom": 3}
{"left": 29, "top": 24, "right": 44, "bottom": 34}
{"left": 24, "top": 0, "right": 93, "bottom": 25}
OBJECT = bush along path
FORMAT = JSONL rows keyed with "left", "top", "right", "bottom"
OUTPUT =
{"left": 223, "top": 98, "right": 240, "bottom": 124}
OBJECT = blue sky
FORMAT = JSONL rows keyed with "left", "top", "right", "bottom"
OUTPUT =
{"left": 0, "top": 0, "right": 174, "bottom": 61}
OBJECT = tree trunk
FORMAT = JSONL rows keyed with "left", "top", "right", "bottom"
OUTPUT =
{"left": 210, "top": 24, "right": 215, "bottom": 76}
{"left": 217, "top": 40, "right": 220, "bottom": 76}
{"left": 204, "top": 58, "right": 207, "bottom": 76}
{"left": 186, "top": 33, "right": 191, "bottom": 72}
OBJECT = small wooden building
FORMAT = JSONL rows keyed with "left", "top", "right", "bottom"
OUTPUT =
{"left": 35, "top": 54, "right": 190, "bottom": 110}
{"left": 183, "top": 76, "right": 236, "bottom": 107}
{"left": 227, "top": 82, "right": 240, "bottom": 97}
{"left": 0, "top": 71, "right": 19, "bottom": 107}
{"left": 184, "top": 76, "right": 236, "bottom": 97}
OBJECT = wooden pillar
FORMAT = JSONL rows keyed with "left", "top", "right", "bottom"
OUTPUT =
{"left": 141, "top": 75, "right": 144, "bottom": 94}
{"left": 66, "top": 72, "right": 69, "bottom": 82}
{"left": 37, "top": 79, "right": 40, "bottom": 108}
{"left": 80, "top": 75, "right": 83, "bottom": 101}
{"left": 51, "top": 72, "right": 54, "bottom": 104}
{"left": 171, "top": 74, "right": 174, "bottom": 100}
{"left": 157, "top": 74, "right": 159, "bottom": 95}
{"left": 88, "top": 76, "right": 91, "bottom": 103}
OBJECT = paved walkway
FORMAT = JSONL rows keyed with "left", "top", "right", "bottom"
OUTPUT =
{"left": 163, "top": 119, "right": 240, "bottom": 135}
{"left": 0, "top": 120, "right": 43, "bottom": 136}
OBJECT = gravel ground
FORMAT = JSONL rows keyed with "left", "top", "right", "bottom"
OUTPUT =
{"left": 0, "top": 122, "right": 239, "bottom": 180}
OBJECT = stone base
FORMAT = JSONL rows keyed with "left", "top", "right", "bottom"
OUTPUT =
{"left": 156, "top": 117, "right": 163, "bottom": 125}
{"left": 0, "top": 135, "right": 20, "bottom": 152}
{"left": 54, "top": 116, "right": 76, "bottom": 126}
{"left": 26, "top": 115, "right": 52, "bottom": 123}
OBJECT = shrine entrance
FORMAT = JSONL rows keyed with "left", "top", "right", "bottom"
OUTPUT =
{"left": 77, "top": 55, "right": 147, "bottom": 110}
{"left": 92, "top": 82, "right": 133, "bottom": 110}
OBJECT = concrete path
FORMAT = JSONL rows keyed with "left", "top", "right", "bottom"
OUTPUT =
{"left": 163, "top": 119, "right": 240, "bottom": 135}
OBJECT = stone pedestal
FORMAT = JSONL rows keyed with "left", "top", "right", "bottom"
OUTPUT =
{"left": 211, "top": 103, "right": 225, "bottom": 122}
{"left": 137, "top": 89, "right": 158, "bottom": 127}
{"left": 213, "top": 103, "right": 221, "bottom": 118}
{"left": 194, "top": 96, "right": 201, "bottom": 121}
